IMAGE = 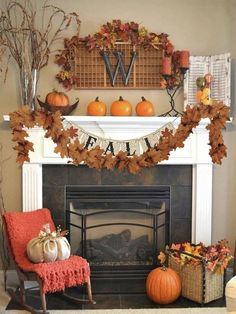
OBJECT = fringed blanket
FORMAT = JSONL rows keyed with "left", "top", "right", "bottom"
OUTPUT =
{"left": 4, "top": 208, "right": 90, "bottom": 293}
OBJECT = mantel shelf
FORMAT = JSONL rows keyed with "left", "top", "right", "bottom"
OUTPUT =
{"left": 3, "top": 114, "right": 232, "bottom": 130}
{"left": 3, "top": 114, "right": 184, "bottom": 123}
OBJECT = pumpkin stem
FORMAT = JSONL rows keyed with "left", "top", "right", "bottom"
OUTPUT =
{"left": 95, "top": 96, "right": 99, "bottom": 101}
{"left": 119, "top": 96, "right": 124, "bottom": 101}
{"left": 141, "top": 96, "right": 146, "bottom": 101}
{"left": 161, "top": 265, "right": 167, "bottom": 271}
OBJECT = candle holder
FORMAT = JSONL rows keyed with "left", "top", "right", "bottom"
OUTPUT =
{"left": 159, "top": 67, "right": 189, "bottom": 117}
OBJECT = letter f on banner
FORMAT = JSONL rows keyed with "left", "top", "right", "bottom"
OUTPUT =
{"left": 100, "top": 50, "right": 137, "bottom": 86}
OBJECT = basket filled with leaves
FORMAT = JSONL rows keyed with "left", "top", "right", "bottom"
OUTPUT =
{"left": 158, "top": 240, "right": 233, "bottom": 304}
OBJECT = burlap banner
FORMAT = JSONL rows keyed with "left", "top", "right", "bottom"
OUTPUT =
{"left": 63, "top": 121, "right": 176, "bottom": 156}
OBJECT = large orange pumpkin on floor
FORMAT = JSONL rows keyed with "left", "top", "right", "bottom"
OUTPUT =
{"left": 45, "top": 90, "right": 69, "bottom": 107}
{"left": 110, "top": 96, "right": 132, "bottom": 116}
{"left": 135, "top": 97, "right": 155, "bottom": 116}
{"left": 146, "top": 267, "right": 181, "bottom": 304}
{"left": 87, "top": 97, "right": 107, "bottom": 116}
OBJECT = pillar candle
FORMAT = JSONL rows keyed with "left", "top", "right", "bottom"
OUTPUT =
{"left": 162, "top": 57, "right": 172, "bottom": 75}
{"left": 180, "top": 50, "right": 190, "bottom": 69}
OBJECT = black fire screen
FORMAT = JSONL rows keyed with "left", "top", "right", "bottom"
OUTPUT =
{"left": 65, "top": 185, "right": 170, "bottom": 276}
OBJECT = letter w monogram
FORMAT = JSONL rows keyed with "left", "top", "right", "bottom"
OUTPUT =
{"left": 100, "top": 50, "right": 137, "bottom": 86}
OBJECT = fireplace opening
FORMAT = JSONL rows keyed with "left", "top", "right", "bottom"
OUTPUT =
{"left": 66, "top": 185, "right": 170, "bottom": 272}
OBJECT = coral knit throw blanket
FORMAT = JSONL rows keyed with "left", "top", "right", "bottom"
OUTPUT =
{"left": 4, "top": 208, "right": 90, "bottom": 293}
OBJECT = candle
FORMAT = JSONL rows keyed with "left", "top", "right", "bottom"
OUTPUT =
{"left": 180, "top": 50, "right": 190, "bottom": 69}
{"left": 162, "top": 57, "right": 172, "bottom": 76}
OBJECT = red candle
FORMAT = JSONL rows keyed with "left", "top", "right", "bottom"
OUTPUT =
{"left": 162, "top": 57, "right": 172, "bottom": 75}
{"left": 180, "top": 50, "right": 190, "bottom": 69}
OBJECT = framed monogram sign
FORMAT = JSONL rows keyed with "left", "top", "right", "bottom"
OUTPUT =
{"left": 65, "top": 42, "right": 163, "bottom": 89}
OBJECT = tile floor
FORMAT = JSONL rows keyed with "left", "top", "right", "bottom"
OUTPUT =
{"left": 5, "top": 279, "right": 226, "bottom": 311}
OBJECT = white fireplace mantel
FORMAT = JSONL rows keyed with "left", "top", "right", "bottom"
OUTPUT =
{"left": 5, "top": 115, "right": 216, "bottom": 245}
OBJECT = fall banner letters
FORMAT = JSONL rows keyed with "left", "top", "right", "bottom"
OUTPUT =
{"left": 69, "top": 121, "right": 175, "bottom": 156}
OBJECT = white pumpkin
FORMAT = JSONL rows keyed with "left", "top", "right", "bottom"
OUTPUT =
{"left": 27, "top": 235, "right": 71, "bottom": 263}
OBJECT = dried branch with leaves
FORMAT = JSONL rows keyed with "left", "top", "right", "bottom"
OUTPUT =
{"left": 0, "top": 0, "right": 80, "bottom": 106}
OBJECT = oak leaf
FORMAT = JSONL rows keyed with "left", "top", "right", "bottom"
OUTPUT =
{"left": 23, "top": 141, "right": 34, "bottom": 153}
{"left": 137, "top": 155, "right": 152, "bottom": 168}
{"left": 12, "top": 130, "right": 28, "bottom": 142}
{"left": 9, "top": 112, "right": 24, "bottom": 129}
{"left": 54, "top": 141, "right": 69, "bottom": 158}
{"left": 35, "top": 111, "right": 53, "bottom": 129}
{"left": 16, "top": 153, "right": 30, "bottom": 165}
{"left": 127, "top": 156, "right": 141, "bottom": 174}
{"left": 86, "top": 146, "right": 104, "bottom": 169}
{"left": 146, "top": 149, "right": 163, "bottom": 163}
{"left": 67, "top": 139, "right": 87, "bottom": 165}
{"left": 103, "top": 154, "right": 117, "bottom": 170}
{"left": 65, "top": 126, "right": 78, "bottom": 138}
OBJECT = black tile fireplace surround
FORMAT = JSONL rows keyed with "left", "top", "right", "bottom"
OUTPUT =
{"left": 43, "top": 164, "right": 192, "bottom": 240}
{"left": 43, "top": 164, "right": 192, "bottom": 293}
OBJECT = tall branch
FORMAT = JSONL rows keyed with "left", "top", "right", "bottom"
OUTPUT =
{"left": 0, "top": 0, "right": 80, "bottom": 72}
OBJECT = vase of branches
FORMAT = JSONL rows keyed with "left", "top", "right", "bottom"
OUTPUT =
{"left": 0, "top": 0, "right": 79, "bottom": 110}
{"left": 20, "top": 66, "right": 39, "bottom": 110}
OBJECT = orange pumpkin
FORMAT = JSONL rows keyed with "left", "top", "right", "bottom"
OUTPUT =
{"left": 110, "top": 96, "right": 132, "bottom": 116}
{"left": 45, "top": 90, "right": 69, "bottom": 107}
{"left": 136, "top": 97, "right": 155, "bottom": 116}
{"left": 146, "top": 267, "right": 181, "bottom": 304}
{"left": 87, "top": 97, "right": 107, "bottom": 116}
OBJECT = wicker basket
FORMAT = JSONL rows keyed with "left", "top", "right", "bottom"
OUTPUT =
{"left": 168, "top": 254, "right": 224, "bottom": 304}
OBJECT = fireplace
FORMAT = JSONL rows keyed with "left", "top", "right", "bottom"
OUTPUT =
{"left": 66, "top": 185, "right": 170, "bottom": 258}
{"left": 65, "top": 185, "right": 170, "bottom": 283}
{"left": 42, "top": 164, "right": 191, "bottom": 272}
{"left": 41, "top": 164, "right": 192, "bottom": 292}
{"left": 17, "top": 116, "right": 213, "bottom": 293}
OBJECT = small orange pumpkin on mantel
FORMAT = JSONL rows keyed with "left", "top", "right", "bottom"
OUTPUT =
{"left": 136, "top": 97, "right": 155, "bottom": 116}
{"left": 146, "top": 266, "right": 181, "bottom": 304}
{"left": 45, "top": 90, "right": 69, "bottom": 107}
{"left": 110, "top": 96, "right": 132, "bottom": 116}
{"left": 87, "top": 97, "right": 107, "bottom": 116}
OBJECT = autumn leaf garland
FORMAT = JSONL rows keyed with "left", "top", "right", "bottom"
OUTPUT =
{"left": 9, "top": 102, "right": 229, "bottom": 174}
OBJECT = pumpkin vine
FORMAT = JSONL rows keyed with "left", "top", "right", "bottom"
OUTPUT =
{"left": 9, "top": 102, "right": 229, "bottom": 174}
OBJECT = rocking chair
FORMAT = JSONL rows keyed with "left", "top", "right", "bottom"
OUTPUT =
{"left": 3, "top": 208, "right": 96, "bottom": 314}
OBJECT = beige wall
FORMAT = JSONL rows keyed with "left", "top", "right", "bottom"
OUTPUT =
{"left": 0, "top": 0, "right": 235, "bottom": 246}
